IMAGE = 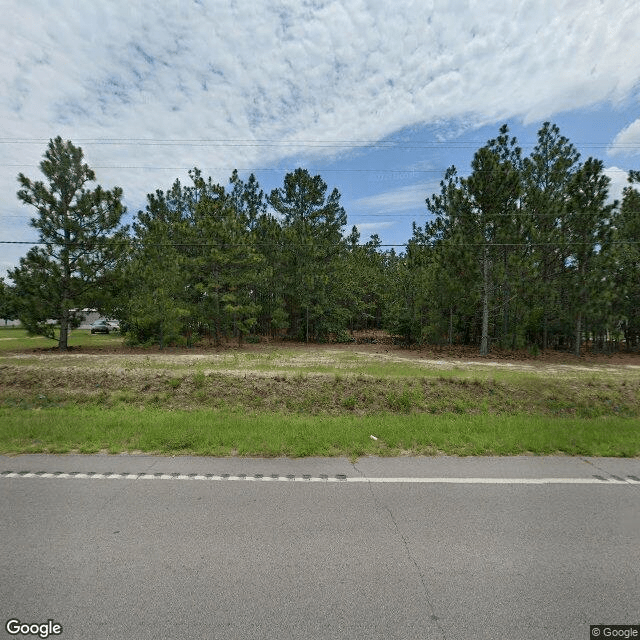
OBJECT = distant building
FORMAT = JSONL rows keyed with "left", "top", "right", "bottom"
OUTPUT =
{"left": 1, "top": 309, "right": 102, "bottom": 329}
{"left": 76, "top": 309, "right": 101, "bottom": 329}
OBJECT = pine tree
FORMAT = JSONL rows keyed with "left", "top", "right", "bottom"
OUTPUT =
{"left": 464, "top": 128, "right": 521, "bottom": 354}
{"left": 191, "top": 172, "right": 265, "bottom": 345}
{"left": 522, "top": 122, "right": 580, "bottom": 350}
{"left": 268, "top": 168, "right": 347, "bottom": 341}
{"left": 229, "top": 170, "right": 267, "bottom": 230}
{"left": 423, "top": 166, "right": 479, "bottom": 346}
{"left": 9, "top": 137, "right": 128, "bottom": 350}
{"left": 615, "top": 171, "right": 640, "bottom": 349}
{"left": 124, "top": 178, "right": 192, "bottom": 347}
{"left": 563, "top": 158, "right": 616, "bottom": 355}
{"left": 339, "top": 229, "right": 387, "bottom": 334}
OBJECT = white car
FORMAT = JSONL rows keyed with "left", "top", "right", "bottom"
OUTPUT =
{"left": 90, "top": 319, "right": 120, "bottom": 334}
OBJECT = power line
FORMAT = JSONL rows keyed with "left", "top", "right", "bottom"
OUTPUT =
{"left": 0, "top": 165, "right": 464, "bottom": 172}
{"left": 4, "top": 206, "right": 640, "bottom": 221}
{"left": 0, "top": 137, "right": 638, "bottom": 150}
{"left": 0, "top": 164, "right": 635, "bottom": 175}
{"left": 2, "top": 239, "right": 640, "bottom": 248}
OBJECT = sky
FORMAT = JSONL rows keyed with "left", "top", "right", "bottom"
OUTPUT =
{"left": 1, "top": 0, "right": 640, "bottom": 280}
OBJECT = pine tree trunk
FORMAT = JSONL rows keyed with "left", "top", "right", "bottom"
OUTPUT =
{"left": 59, "top": 309, "right": 69, "bottom": 351}
{"left": 574, "top": 312, "right": 581, "bottom": 357}
{"left": 480, "top": 247, "right": 490, "bottom": 356}
{"left": 501, "top": 250, "right": 509, "bottom": 348}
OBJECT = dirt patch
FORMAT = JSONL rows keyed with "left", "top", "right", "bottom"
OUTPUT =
{"left": 3, "top": 332, "right": 640, "bottom": 417}
{"left": 2, "top": 347, "right": 640, "bottom": 418}
{"left": 17, "top": 333, "right": 640, "bottom": 367}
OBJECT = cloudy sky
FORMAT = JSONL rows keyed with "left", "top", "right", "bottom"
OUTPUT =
{"left": 1, "top": 0, "right": 640, "bottom": 279}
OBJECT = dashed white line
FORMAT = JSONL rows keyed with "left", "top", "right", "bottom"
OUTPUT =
{"left": 1, "top": 471, "right": 639, "bottom": 484}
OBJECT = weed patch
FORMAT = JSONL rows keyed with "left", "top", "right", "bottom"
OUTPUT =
{"left": 1, "top": 408, "right": 638, "bottom": 458}
{"left": 193, "top": 371, "right": 206, "bottom": 389}
{"left": 1, "top": 339, "right": 640, "bottom": 456}
{"left": 386, "top": 386, "right": 422, "bottom": 413}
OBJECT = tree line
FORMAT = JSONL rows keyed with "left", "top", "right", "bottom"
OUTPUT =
{"left": 2, "top": 125, "right": 639, "bottom": 354}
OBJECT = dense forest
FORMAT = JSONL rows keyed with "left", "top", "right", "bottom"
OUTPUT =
{"left": 4, "top": 123, "right": 640, "bottom": 354}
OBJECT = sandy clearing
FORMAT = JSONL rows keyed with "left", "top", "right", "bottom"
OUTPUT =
{"left": 3, "top": 348, "right": 640, "bottom": 379}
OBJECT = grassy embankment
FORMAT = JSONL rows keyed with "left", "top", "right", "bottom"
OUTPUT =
{"left": 1, "top": 327, "right": 639, "bottom": 457}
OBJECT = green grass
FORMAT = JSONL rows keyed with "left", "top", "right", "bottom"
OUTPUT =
{"left": 0, "top": 327, "right": 123, "bottom": 351}
{"left": 3, "top": 367, "right": 638, "bottom": 419}
{"left": 1, "top": 328, "right": 639, "bottom": 457}
{"left": 0, "top": 407, "right": 638, "bottom": 457}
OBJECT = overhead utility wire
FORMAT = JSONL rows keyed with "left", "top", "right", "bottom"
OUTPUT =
{"left": 3, "top": 210, "right": 638, "bottom": 220}
{"left": 2, "top": 240, "right": 640, "bottom": 248}
{"left": 0, "top": 137, "right": 638, "bottom": 150}
{"left": 0, "top": 164, "right": 634, "bottom": 175}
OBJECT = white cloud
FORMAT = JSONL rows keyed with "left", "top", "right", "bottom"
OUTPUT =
{"left": 353, "top": 221, "right": 395, "bottom": 234}
{"left": 610, "top": 119, "right": 640, "bottom": 156}
{"left": 1, "top": 0, "right": 640, "bottom": 276}
{"left": 3, "top": 1, "right": 639, "bottom": 146}
{"left": 340, "top": 220, "right": 397, "bottom": 245}
{"left": 351, "top": 183, "right": 434, "bottom": 214}
{"left": 604, "top": 166, "right": 631, "bottom": 204}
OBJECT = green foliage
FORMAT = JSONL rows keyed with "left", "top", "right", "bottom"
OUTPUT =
{"left": 8, "top": 137, "right": 128, "bottom": 350}
{"left": 341, "top": 395, "right": 357, "bottom": 410}
{"left": 521, "top": 122, "right": 581, "bottom": 350}
{"left": 611, "top": 173, "right": 640, "bottom": 350}
{"left": 268, "top": 168, "right": 349, "bottom": 341}
{"left": 3, "top": 407, "right": 638, "bottom": 458}
{"left": 120, "top": 169, "right": 266, "bottom": 347}
{"left": 10, "top": 126, "right": 632, "bottom": 355}
{"left": 333, "top": 329, "right": 355, "bottom": 344}
{"left": 0, "top": 278, "right": 17, "bottom": 322}
{"left": 192, "top": 371, "right": 207, "bottom": 388}
{"left": 397, "top": 122, "right": 626, "bottom": 354}
{"left": 386, "top": 386, "right": 423, "bottom": 412}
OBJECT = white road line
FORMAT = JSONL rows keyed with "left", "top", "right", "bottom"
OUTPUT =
{"left": 1, "top": 472, "right": 639, "bottom": 484}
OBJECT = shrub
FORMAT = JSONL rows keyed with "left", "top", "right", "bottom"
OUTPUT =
{"left": 333, "top": 330, "right": 355, "bottom": 344}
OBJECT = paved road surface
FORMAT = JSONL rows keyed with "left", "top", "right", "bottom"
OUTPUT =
{"left": 1, "top": 454, "right": 639, "bottom": 639}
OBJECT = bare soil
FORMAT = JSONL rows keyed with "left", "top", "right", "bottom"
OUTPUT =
{"left": 3, "top": 332, "right": 640, "bottom": 417}
{"left": 19, "top": 333, "right": 640, "bottom": 372}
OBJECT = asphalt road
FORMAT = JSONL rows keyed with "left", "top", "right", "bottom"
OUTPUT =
{"left": 1, "top": 454, "right": 639, "bottom": 640}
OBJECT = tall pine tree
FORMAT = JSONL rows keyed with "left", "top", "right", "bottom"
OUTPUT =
{"left": 268, "top": 169, "right": 347, "bottom": 341}
{"left": 9, "top": 137, "right": 128, "bottom": 350}
{"left": 522, "top": 122, "right": 580, "bottom": 350}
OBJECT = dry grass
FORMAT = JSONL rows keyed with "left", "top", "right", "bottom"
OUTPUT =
{"left": 2, "top": 346, "right": 640, "bottom": 418}
{"left": 2, "top": 339, "right": 640, "bottom": 457}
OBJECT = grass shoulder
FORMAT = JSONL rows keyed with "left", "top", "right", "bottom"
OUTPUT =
{"left": 2, "top": 330, "right": 639, "bottom": 457}
{"left": 0, "top": 407, "right": 637, "bottom": 458}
